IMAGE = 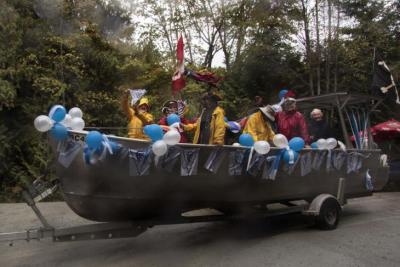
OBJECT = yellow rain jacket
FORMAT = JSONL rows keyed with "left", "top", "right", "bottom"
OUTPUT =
{"left": 122, "top": 97, "right": 154, "bottom": 140}
{"left": 184, "top": 106, "right": 226, "bottom": 145}
{"left": 243, "top": 111, "right": 275, "bottom": 142}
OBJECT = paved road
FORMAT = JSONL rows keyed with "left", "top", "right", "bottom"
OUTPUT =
{"left": 1, "top": 192, "right": 400, "bottom": 267}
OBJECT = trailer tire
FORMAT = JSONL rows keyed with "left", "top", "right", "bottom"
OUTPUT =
{"left": 316, "top": 198, "right": 341, "bottom": 230}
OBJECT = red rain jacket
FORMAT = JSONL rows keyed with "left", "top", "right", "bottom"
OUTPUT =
{"left": 275, "top": 111, "right": 310, "bottom": 144}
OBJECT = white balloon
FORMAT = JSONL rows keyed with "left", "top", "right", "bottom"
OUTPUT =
{"left": 34, "top": 115, "right": 53, "bottom": 132}
{"left": 338, "top": 140, "right": 346, "bottom": 151}
{"left": 61, "top": 114, "right": 72, "bottom": 128}
{"left": 69, "top": 107, "right": 83, "bottom": 118}
{"left": 70, "top": 117, "right": 85, "bottom": 130}
{"left": 152, "top": 140, "right": 168, "bottom": 156}
{"left": 254, "top": 141, "right": 271, "bottom": 155}
{"left": 232, "top": 142, "right": 241, "bottom": 147}
{"left": 273, "top": 134, "right": 289, "bottom": 148}
{"left": 163, "top": 129, "right": 180, "bottom": 146}
{"left": 326, "top": 138, "right": 338, "bottom": 150}
{"left": 316, "top": 138, "right": 327, "bottom": 149}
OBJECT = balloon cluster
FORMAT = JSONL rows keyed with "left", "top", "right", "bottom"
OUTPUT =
{"left": 311, "top": 138, "right": 338, "bottom": 150}
{"left": 84, "top": 130, "right": 120, "bottom": 164}
{"left": 144, "top": 114, "right": 181, "bottom": 156}
{"left": 273, "top": 134, "right": 305, "bottom": 165}
{"left": 34, "top": 105, "right": 85, "bottom": 141}
{"left": 236, "top": 133, "right": 305, "bottom": 164}
{"left": 238, "top": 133, "right": 271, "bottom": 155}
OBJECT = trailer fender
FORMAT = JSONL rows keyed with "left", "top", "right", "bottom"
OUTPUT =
{"left": 303, "top": 194, "right": 338, "bottom": 216}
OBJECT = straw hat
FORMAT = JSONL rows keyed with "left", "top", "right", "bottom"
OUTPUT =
{"left": 259, "top": 105, "right": 275, "bottom": 122}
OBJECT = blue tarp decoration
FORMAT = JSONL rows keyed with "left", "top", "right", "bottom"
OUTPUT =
{"left": 333, "top": 151, "right": 347, "bottom": 170}
{"left": 129, "top": 148, "right": 152, "bottom": 176}
{"left": 326, "top": 150, "right": 334, "bottom": 172}
{"left": 228, "top": 150, "right": 247, "bottom": 176}
{"left": 347, "top": 152, "right": 364, "bottom": 173}
{"left": 300, "top": 152, "right": 313, "bottom": 176}
{"left": 204, "top": 147, "right": 226, "bottom": 173}
{"left": 312, "top": 150, "right": 327, "bottom": 170}
{"left": 58, "top": 138, "right": 82, "bottom": 168}
{"left": 157, "top": 146, "right": 181, "bottom": 172}
{"left": 247, "top": 153, "right": 267, "bottom": 177}
{"left": 181, "top": 148, "right": 200, "bottom": 176}
{"left": 261, "top": 156, "right": 279, "bottom": 180}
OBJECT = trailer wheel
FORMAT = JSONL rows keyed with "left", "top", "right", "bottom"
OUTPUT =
{"left": 316, "top": 198, "right": 341, "bottom": 230}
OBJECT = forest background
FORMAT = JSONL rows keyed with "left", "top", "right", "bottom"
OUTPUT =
{"left": 0, "top": 0, "right": 399, "bottom": 201}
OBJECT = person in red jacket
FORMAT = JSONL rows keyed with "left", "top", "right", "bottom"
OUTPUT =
{"left": 159, "top": 100, "right": 189, "bottom": 143}
{"left": 275, "top": 98, "right": 310, "bottom": 145}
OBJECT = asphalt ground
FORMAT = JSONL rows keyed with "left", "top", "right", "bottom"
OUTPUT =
{"left": 1, "top": 192, "right": 400, "bottom": 267}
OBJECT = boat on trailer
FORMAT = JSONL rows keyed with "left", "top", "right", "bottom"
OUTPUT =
{"left": 55, "top": 92, "right": 390, "bottom": 224}
{"left": 0, "top": 92, "right": 390, "bottom": 243}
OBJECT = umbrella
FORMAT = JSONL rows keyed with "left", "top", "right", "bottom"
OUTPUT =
{"left": 371, "top": 119, "right": 400, "bottom": 142}
{"left": 351, "top": 119, "right": 400, "bottom": 143}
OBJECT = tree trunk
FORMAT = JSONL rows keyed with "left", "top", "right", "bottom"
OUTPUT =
{"left": 326, "top": 0, "right": 332, "bottom": 93}
{"left": 301, "top": 0, "right": 314, "bottom": 96}
{"left": 333, "top": 1, "right": 340, "bottom": 93}
{"left": 315, "top": 0, "right": 321, "bottom": 95}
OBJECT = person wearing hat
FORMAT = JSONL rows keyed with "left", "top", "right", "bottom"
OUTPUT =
{"left": 243, "top": 105, "right": 275, "bottom": 142}
{"left": 308, "top": 108, "right": 332, "bottom": 143}
{"left": 275, "top": 97, "right": 310, "bottom": 144}
{"left": 122, "top": 90, "right": 154, "bottom": 140}
{"left": 159, "top": 100, "right": 189, "bottom": 143}
{"left": 182, "top": 92, "right": 226, "bottom": 145}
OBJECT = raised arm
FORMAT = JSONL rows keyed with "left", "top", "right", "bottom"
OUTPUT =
{"left": 121, "top": 90, "right": 134, "bottom": 120}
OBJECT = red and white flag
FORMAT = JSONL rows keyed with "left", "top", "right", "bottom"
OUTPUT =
{"left": 172, "top": 35, "right": 186, "bottom": 95}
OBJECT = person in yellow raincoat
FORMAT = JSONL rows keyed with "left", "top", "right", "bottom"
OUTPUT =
{"left": 183, "top": 92, "right": 226, "bottom": 145}
{"left": 243, "top": 105, "right": 275, "bottom": 142}
{"left": 122, "top": 90, "right": 154, "bottom": 140}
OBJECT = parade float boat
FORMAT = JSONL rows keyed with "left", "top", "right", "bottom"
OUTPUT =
{"left": 0, "top": 92, "right": 390, "bottom": 243}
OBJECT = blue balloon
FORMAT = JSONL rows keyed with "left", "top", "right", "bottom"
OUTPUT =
{"left": 279, "top": 89, "right": 288, "bottom": 100}
{"left": 50, "top": 123, "right": 68, "bottom": 141}
{"left": 86, "top": 131, "right": 103, "bottom": 150}
{"left": 239, "top": 133, "right": 254, "bottom": 147}
{"left": 283, "top": 149, "right": 299, "bottom": 165}
{"left": 49, "top": 105, "right": 66, "bottom": 122}
{"left": 109, "top": 141, "right": 120, "bottom": 153}
{"left": 167, "top": 114, "right": 181, "bottom": 126}
{"left": 144, "top": 124, "right": 164, "bottom": 142}
{"left": 311, "top": 142, "right": 318, "bottom": 149}
{"left": 289, "top": 137, "right": 305, "bottom": 152}
{"left": 228, "top": 121, "right": 241, "bottom": 133}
